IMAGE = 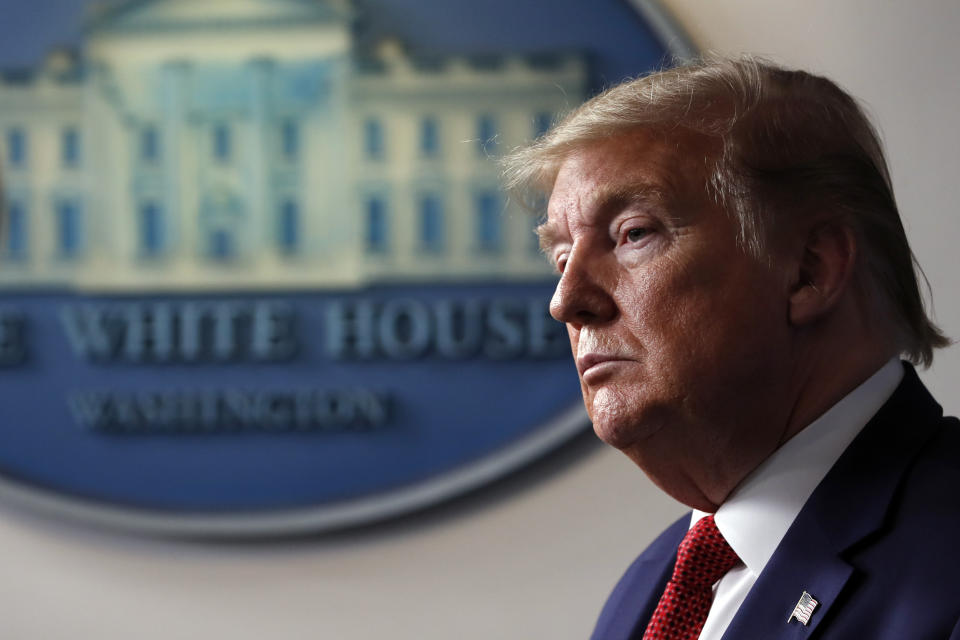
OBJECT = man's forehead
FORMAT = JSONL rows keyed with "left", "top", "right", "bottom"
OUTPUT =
{"left": 552, "top": 129, "right": 696, "bottom": 198}
{"left": 536, "top": 180, "right": 676, "bottom": 256}
{"left": 535, "top": 131, "right": 714, "bottom": 253}
{"left": 543, "top": 144, "right": 682, "bottom": 218}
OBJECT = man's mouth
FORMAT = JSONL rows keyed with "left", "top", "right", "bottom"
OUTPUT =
{"left": 577, "top": 353, "right": 632, "bottom": 380}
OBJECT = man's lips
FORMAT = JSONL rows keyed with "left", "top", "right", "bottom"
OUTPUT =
{"left": 577, "top": 353, "right": 632, "bottom": 378}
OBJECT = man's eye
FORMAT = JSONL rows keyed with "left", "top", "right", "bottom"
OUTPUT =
{"left": 625, "top": 227, "right": 649, "bottom": 243}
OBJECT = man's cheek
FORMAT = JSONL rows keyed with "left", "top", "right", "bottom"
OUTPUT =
{"left": 567, "top": 325, "right": 579, "bottom": 355}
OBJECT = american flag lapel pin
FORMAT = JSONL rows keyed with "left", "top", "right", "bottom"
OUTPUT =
{"left": 787, "top": 591, "right": 819, "bottom": 625}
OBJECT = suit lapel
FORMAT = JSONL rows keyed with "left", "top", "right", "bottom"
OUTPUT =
{"left": 721, "top": 365, "right": 943, "bottom": 639}
{"left": 591, "top": 516, "right": 686, "bottom": 640}
{"left": 721, "top": 516, "right": 854, "bottom": 639}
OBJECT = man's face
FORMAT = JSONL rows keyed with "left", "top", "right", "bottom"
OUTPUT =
{"left": 541, "top": 129, "right": 795, "bottom": 493}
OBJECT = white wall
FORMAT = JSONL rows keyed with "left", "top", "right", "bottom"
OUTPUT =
{"left": 0, "top": 2, "right": 956, "bottom": 638}
{"left": 662, "top": 0, "right": 960, "bottom": 414}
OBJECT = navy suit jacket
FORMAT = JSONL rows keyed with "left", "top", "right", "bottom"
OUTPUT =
{"left": 592, "top": 364, "right": 960, "bottom": 639}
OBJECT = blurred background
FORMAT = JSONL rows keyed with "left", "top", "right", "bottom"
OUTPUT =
{"left": 0, "top": 0, "right": 956, "bottom": 638}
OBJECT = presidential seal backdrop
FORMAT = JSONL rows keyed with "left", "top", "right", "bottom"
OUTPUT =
{"left": 0, "top": 0, "right": 692, "bottom": 537}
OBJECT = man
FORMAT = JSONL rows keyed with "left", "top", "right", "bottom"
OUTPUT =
{"left": 503, "top": 56, "right": 960, "bottom": 638}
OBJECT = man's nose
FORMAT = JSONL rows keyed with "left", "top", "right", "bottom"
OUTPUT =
{"left": 549, "top": 250, "right": 617, "bottom": 328}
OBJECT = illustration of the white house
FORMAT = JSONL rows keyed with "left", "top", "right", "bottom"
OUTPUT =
{"left": 0, "top": 0, "right": 586, "bottom": 291}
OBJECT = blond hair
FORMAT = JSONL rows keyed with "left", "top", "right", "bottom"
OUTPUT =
{"left": 503, "top": 55, "right": 948, "bottom": 366}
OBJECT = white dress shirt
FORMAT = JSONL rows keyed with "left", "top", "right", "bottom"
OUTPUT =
{"left": 692, "top": 358, "right": 904, "bottom": 640}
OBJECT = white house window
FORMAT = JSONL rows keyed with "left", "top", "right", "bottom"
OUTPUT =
{"left": 278, "top": 198, "right": 299, "bottom": 253}
{"left": 139, "top": 201, "right": 164, "bottom": 257}
{"left": 366, "top": 195, "right": 389, "bottom": 253}
{"left": 364, "top": 117, "right": 385, "bottom": 160}
{"left": 62, "top": 127, "right": 81, "bottom": 168}
{"left": 477, "top": 114, "right": 496, "bottom": 155}
{"left": 56, "top": 200, "right": 82, "bottom": 258}
{"left": 141, "top": 126, "right": 160, "bottom": 163}
{"left": 280, "top": 119, "right": 299, "bottom": 161}
{"left": 212, "top": 123, "right": 231, "bottom": 163}
{"left": 475, "top": 191, "right": 502, "bottom": 253}
{"left": 419, "top": 194, "right": 444, "bottom": 253}
{"left": 6, "top": 128, "right": 26, "bottom": 168}
{"left": 209, "top": 230, "right": 233, "bottom": 259}
{"left": 201, "top": 188, "right": 244, "bottom": 261}
{"left": 420, "top": 116, "right": 439, "bottom": 158}
{"left": 5, "top": 199, "right": 27, "bottom": 260}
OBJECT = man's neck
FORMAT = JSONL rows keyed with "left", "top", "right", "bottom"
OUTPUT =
{"left": 632, "top": 344, "right": 900, "bottom": 513}
{"left": 777, "top": 344, "right": 899, "bottom": 450}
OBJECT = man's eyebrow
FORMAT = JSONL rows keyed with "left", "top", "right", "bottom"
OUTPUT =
{"left": 600, "top": 183, "right": 673, "bottom": 210}
{"left": 535, "top": 182, "right": 675, "bottom": 255}
{"left": 535, "top": 219, "right": 565, "bottom": 257}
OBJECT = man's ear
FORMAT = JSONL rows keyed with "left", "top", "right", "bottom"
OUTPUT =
{"left": 788, "top": 223, "right": 857, "bottom": 327}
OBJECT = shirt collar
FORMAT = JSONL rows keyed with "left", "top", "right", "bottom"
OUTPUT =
{"left": 691, "top": 358, "right": 903, "bottom": 575}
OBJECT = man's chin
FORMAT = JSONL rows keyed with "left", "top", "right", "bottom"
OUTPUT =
{"left": 591, "top": 416, "right": 653, "bottom": 451}
{"left": 586, "top": 389, "right": 665, "bottom": 449}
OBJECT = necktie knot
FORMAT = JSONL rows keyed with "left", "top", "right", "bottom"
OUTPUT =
{"left": 671, "top": 515, "right": 740, "bottom": 588}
